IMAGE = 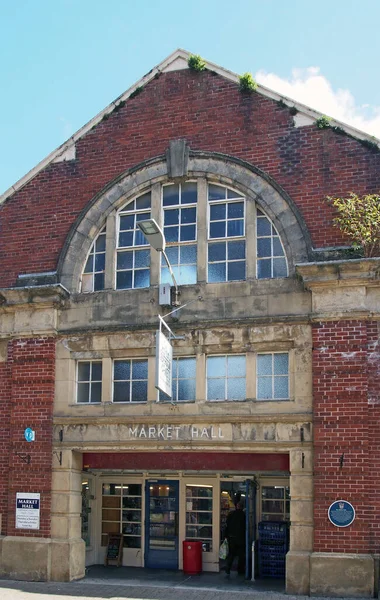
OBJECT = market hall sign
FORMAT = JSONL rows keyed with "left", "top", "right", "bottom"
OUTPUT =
{"left": 16, "top": 492, "right": 40, "bottom": 530}
{"left": 328, "top": 500, "right": 355, "bottom": 527}
{"left": 127, "top": 425, "right": 225, "bottom": 440}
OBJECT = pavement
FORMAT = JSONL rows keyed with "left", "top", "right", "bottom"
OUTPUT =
{"left": 0, "top": 565, "right": 362, "bottom": 600}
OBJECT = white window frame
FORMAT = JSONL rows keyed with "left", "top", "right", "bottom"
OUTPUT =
{"left": 206, "top": 354, "right": 246, "bottom": 402}
{"left": 76, "top": 360, "right": 103, "bottom": 404}
{"left": 112, "top": 358, "right": 149, "bottom": 403}
{"left": 256, "top": 351, "right": 289, "bottom": 400}
{"left": 81, "top": 227, "right": 106, "bottom": 293}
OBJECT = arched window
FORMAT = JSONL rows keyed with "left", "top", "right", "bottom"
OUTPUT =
{"left": 81, "top": 226, "right": 106, "bottom": 292}
{"left": 256, "top": 209, "right": 288, "bottom": 278}
{"left": 116, "top": 191, "right": 151, "bottom": 289}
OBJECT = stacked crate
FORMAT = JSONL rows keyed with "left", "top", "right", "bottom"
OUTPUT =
{"left": 258, "top": 521, "right": 288, "bottom": 578}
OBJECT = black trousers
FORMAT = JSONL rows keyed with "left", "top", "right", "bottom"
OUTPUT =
{"left": 225, "top": 539, "right": 245, "bottom": 574}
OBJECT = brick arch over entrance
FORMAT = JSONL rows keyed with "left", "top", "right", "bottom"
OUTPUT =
{"left": 58, "top": 151, "right": 312, "bottom": 292}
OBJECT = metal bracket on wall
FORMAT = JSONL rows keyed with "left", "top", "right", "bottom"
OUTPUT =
{"left": 16, "top": 453, "right": 31, "bottom": 465}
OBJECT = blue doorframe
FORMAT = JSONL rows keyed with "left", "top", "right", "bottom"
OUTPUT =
{"left": 145, "top": 480, "right": 179, "bottom": 569}
{"left": 245, "top": 479, "right": 256, "bottom": 578}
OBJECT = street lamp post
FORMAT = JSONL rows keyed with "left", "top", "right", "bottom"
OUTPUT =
{"left": 137, "top": 218, "right": 180, "bottom": 306}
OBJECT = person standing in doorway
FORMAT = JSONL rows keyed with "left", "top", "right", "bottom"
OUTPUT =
{"left": 224, "top": 500, "right": 246, "bottom": 578}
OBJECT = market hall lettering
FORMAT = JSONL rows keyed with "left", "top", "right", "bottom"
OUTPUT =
{"left": 127, "top": 425, "right": 225, "bottom": 440}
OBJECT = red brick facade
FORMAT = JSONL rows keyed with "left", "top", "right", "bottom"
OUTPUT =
{"left": 0, "top": 338, "right": 55, "bottom": 537}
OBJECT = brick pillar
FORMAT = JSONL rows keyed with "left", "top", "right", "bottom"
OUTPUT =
{"left": 0, "top": 341, "right": 12, "bottom": 535}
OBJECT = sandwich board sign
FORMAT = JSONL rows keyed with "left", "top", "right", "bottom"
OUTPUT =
{"left": 155, "top": 330, "right": 172, "bottom": 397}
{"left": 16, "top": 492, "right": 40, "bottom": 530}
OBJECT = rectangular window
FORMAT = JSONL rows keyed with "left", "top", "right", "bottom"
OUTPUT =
{"left": 257, "top": 352, "right": 289, "bottom": 400}
{"left": 159, "top": 357, "right": 196, "bottom": 402}
{"left": 113, "top": 359, "right": 148, "bottom": 403}
{"left": 161, "top": 182, "right": 197, "bottom": 285}
{"left": 261, "top": 485, "right": 290, "bottom": 521}
{"left": 186, "top": 484, "right": 213, "bottom": 551}
{"left": 101, "top": 483, "right": 142, "bottom": 548}
{"left": 207, "top": 355, "right": 246, "bottom": 401}
{"left": 207, "top": 184, "right": 246, "bottom": 282}
{"left": 77, "top": 361, "right": 102, "bottom": 403}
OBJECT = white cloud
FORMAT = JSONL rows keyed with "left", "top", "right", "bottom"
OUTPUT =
{"left": 255, "top": 67, "right": 380, "bottom": 139}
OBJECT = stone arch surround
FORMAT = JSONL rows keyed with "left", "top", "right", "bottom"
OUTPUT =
{"left": 58, "top": 151, "right": 312, "bottom": 292}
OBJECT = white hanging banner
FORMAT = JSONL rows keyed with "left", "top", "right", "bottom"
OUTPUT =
{"left": 155, "top": 330, "right": 172, "bottom": 397}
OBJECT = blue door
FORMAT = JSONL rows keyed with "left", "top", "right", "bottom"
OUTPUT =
{"left": 145, "top": 480, "right": 179, "bottom": 569}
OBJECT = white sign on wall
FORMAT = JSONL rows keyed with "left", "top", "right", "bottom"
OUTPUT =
{"left": 16, "top": 492, "right": 40, "bottom": 530}
{"left": 155, "top": 330, "right": 173, "bottom": 397}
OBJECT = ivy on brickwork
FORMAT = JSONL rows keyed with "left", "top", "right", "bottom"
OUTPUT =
{"left": 187, "top": 54, "right": 206, "bottom": 72}
{"left": 327, "top": 192, "right": 380, "bottom": 257}
{"left": 239, "top": 72, "right": 257, "bottom": 93}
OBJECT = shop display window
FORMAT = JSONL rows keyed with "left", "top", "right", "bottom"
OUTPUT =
{"left": 101, "top": 483, "right": 142, "bottom": 548}
{"left": 185, "top": 484, "right": 213, "bottom": 551}
{"left": 261, "top": 485, "right": 290, "bottom": 521}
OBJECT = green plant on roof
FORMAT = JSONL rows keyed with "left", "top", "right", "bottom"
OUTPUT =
{"left": 239, "top": 72, "right": 257, "bottom": 93}
{"left": 188, "top": 54, "right": 206, "bottom": 72}
{"left": 316, "top": 115, "right": 332, "bottom": 129}
{"left": 327, "top": 192, "right": 380, "bottom": 257}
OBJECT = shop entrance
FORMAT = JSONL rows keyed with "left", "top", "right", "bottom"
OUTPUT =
{"left": 220, "top": 479, "right": 257, "bottom": 578}
{"left": 145, "top": 480, "right": 179, "bottom": 569}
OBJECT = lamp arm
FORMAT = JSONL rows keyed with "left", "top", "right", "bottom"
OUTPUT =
{"left": 161, "top": 250, "right": 178, "bottom": 290}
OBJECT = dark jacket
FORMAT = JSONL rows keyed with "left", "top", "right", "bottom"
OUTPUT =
{"left": 225, "top": 507, "right": 246, "bottom": 544}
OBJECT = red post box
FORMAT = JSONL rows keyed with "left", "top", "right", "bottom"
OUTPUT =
{"left": 183, "top": 540, "right": 202, "bottom": 574}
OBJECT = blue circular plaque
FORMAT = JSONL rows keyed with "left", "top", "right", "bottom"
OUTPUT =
{"left": 328, "top": 500, "right": 355, "bottom": 527}
{"left": 24, "top": 428, "right": 35, "bottom": 442}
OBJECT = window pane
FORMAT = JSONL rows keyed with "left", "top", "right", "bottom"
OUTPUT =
{"left": 164, "top": 209, "right": 179, "bottom": 225}
{"left": 227, "top": 356, "right": 246, "bottom": 377}
{"left": 274, "top": 353, "right": 289, "bottom": 375}
{"left": 95, "top": 253, "right": 105, "bottom": 271}
{"left": 210, "top": 204, "right": 226, "bottom": 221}
{"left": 78, "top": 363, "right": 90, "bottom": 381}
{"left": 257, "top": 238, "right": 272, "bottom": 258}
{"left": 116, "top": 271, "right": 132, "bottom": 289}
{"left": 227, "top": 378, "right": 246, "bottom": 400}
{"left": 163, "top": 246, "right": 178, "bottom": 265}
{"left": 208, "top": 184, "right": 226, "bottom": 200}
{"left": 273, "top": 257, "right": 287, "bottom": 277}
{"left": 227, "top": 202, "right": 244, "bottom": 219}
{"left": 95, "top": 234, "right": 106, "bottom": 252}
{"left": 178, "top": 378, "right": 196, "bottom": 401}
{"left": 180, "top": 224, "right": 196, "bottom": 242}
{"left": 134, "top": 250, "right": 150, "bottom": 269}
{"left": 257, "top": 354, "right": 272, "bottom": 376}
{"left": 179, "top": 265, "right": 197, "bottom": 284}
{"left": 227, "top": 261, "right": 245, "bottom": 281}
{"left": 84, "top": 255, "right": 93, "bottom": 273}
{"left": 134, "top": 229, "right": 146, "bottom": 246}
{"left": 208, "top": 242, "right": 226, "bottom": 262}
{"left": 181, "top": 207, "right": 196, "bottom": 223}
{"left": 227, "top": 220, "right": 244, "bottom": 237}
{"left": 91, "top": 382, "right": 102, "bottom": 403}
{"left": 165, "top": 226, "right": 179, "bottom": 242}
{"left": 182, "top": 182, "right": 197, "bottom": 204}
{"left": 178, "top": 358, "right": 196, "bottom": 378}
{"left": 131, "top": 381, "right": 147, "bottom": 402}
{"left": 134, "top": 269, "right": 150, "bottom": 288}
{"left": 117, "top": 252, "right": 133, "bottom": 270}
{"left": 114, "top": 382, "right": 129, "bottom": 402}
{"left": 207, "top": 356, "right": 226, "bottom": 377}
{"left": 207, "top": 379, "right": 225, "bottom": 400}
{"left": 163, "top": 184, "right": 179, "bottom": 206}
{"left": 257, "top": 216, "right": 271, "bottom": 236}
{"left": 135, "top": 211, "right": 150, "bottom": 223}
{"left": 135, "top": 192, "right": 151, "bottom": 210}
{"left": 92, "top": 362, "right": 102, "bottom": 380}
{"left": 119, "top": 231, "right": 134, "bottom": 247}
{"left": 209, "top": 222, "right": 225, "bottom": 239}
{"left": 132, "top": 360, "right": 148, "bottom": 379}
{"left": 274, "top": 377, "right": 289, "bottom": 399}
{"left": 208, "top": 263, "right": 226, "bottom": 282}
{"left": 120, "top": 215, "right": 135, "bottom": 231}
{"left": 114, "top": 361, "right": 130, "bottom": 381}
{"left": 228, "top": 240, "right": 245, "bottom": 260}
{"left": 181, "top": 245, "right": 197, "bottom": 263}
{"left": 257, "top": 378, "right": 272, "bottom": 399}
{"left": 257, "top": 259, "right": 271, "bottom": 279}
{"left": 94, "top": 273, "right": 105, "bottom": 291}
{"left": 77, "top": 382, "right": 89, "bottom": 403}
{"left": 273, "top": 237, "right": 284, "bottom": 256}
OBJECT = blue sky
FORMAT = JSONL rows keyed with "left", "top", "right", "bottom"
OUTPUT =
{"left": 1, "top": 0, "right": 379, "bottom": 195}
